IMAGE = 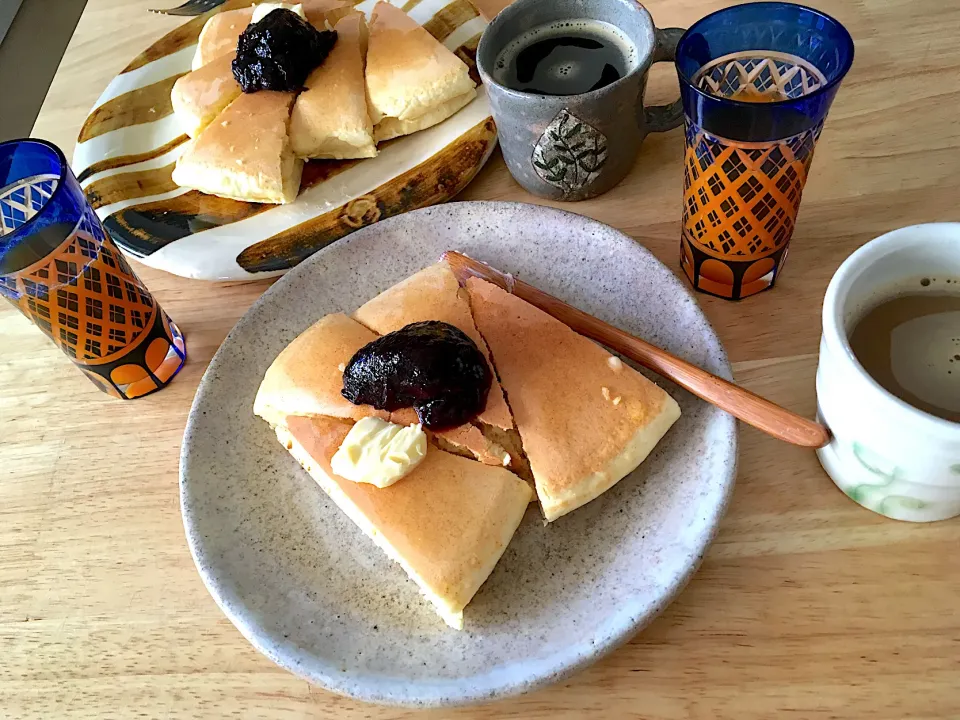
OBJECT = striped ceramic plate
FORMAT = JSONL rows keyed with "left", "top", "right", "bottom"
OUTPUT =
{"left": 73, "top": 0, "right": 496, "bottom": 281}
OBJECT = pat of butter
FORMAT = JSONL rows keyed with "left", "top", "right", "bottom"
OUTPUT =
{"left": 251, "top": 2, "right": 305, "bottom": 23}
{"left": 330, "top": 417, "right": 427, "bottom": 488}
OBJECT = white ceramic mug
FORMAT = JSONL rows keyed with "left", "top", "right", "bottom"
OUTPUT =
{"left": 816, "top": 223, "right": 960, "bottom": 522}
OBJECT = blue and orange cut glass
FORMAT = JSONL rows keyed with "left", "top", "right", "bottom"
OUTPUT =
{"left": 0, "top": 139, "right": 185, "bottom": 398}
{"left": 675, "top": 2, "right": 854, "bottom": 300}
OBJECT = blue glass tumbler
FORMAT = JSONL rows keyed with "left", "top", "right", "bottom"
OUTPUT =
{"left": 0, "top": 139, "right": 186, "bottom": 398}
{"left": 675, "top": 2, "right": 854, "bottom": 299}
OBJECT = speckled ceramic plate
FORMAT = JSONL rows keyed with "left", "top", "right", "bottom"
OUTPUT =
{"left": 73, "top": 0, "right": 495, "bottom": 281}
{"left": 180, "top": 201, "right": 738, "bottom": 707}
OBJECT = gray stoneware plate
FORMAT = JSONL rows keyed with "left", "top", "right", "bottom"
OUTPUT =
{"left": 180, "top": 201, "right": 738, "bottom": 707}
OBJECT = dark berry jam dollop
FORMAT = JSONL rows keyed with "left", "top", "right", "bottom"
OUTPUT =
{"left": 341, "top": 321, "right": 492, "bottom": 431}
{"left": 232, "top": 9, "right": 337, "bottom": 93}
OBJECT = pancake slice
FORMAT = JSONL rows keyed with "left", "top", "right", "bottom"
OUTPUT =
{"left": 290, "top": 12, "right": 377, "bottom": 160}
{"left": 277, "top": 415, "right": 532, "bottom": 628}
{"left": 192, "top": 7, "right": 254, "bottom": 70}
{"left": 171, "top": 53, "right": 242, "bottom": 138}
{"left": 172, "top": 90, "right": 302, "bottom": 204}
{"left": 466, "top": 278, "right": 682, "bottom": 522}
{"left": 365, "top": 1, "right": 477, "bottom": 142}
{"left": 254, "top": 313, "right": 387, "bottom": 426}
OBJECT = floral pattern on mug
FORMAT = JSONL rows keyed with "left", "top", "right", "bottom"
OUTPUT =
{"left": 844, "top": 442, "right": 925, "bottom": 512}
{"left": 851, "top": 442, "right": 901, "bottom": 484}
{"left": 532, "top": 110, "right": 608, "bottom": 196}
{"left": 832, "top": 442, "right": 960, "bottom": 521}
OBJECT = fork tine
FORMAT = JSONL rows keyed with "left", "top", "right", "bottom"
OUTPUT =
{"left": 149, "top": 0, "right": 226, "bottom": 16}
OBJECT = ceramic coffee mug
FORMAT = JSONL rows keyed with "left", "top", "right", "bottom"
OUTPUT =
{"left": 817, "top": 224, "right": 960, "bottom": 522}
{"left": 476, "top": 0, "right": 683, "bottom": 201}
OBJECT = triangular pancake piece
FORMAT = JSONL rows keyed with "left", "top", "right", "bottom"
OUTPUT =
{"left": 278, "top": 415, "right": 532, "bottom": 628}
{"left": 192, "top": 7, "right": 254, "bottom": 70}
{"left": 254, "top": 313, "right": 388, "bottom": 427}
{"left": 353, "top": 263, "right": 513, "bottom": 431}
{"left": 365, "top": 1, "right": 476, "bottom": 142}
{"left": 172, "top": 90, "right": 302, "bottom": 204}
{"left": 466, "top": 279, "right": 682, "bottom": 522}
{"left": 290, "top": 12, "right": 377, "bottom": 159}
{"left": 171, "top": 53, "right": 242, "bottom": 138}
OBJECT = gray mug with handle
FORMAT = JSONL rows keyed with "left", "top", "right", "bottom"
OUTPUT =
{"left": 477, "top": 0, "right": 683, "bottom": 201}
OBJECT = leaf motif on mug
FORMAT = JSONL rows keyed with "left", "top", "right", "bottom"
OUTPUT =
{"left": 532, "top": 109, "right": 608, "bottom": 196}
{"left": 851, "top": 442, "right": 900, "bottom": 485}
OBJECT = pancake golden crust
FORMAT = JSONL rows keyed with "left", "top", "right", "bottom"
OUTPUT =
{"left": 466, "top": 278, "right": 681, "bottom": 521}
{"left": 172, "top": 89, "right": 302, "bottom": 204}
{"left": 254, "top": 313, "right": 388, "bottom": 426}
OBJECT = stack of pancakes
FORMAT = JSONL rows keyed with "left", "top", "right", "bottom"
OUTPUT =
{"left": 254, "top": 260, "right": 682, "bottom": 628}
{"left": 170, "top": 1, "right": 477, "bottom": 204}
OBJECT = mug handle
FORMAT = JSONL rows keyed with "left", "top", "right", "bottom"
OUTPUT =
{"left": 644, "top": 27, "right": 685, "bottom": 133}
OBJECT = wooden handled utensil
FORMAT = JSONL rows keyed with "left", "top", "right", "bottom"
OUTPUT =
{"left": 443, "top": 251, "right": 831, "bottom": 449}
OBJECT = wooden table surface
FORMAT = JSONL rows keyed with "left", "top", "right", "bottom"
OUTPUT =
{"left": 3, "top": 0, "right": 959, "bottom": 717}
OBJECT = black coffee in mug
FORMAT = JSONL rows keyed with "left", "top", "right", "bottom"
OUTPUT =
{"left": 493, "top": 19, "right": 638, "bottom": 96}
